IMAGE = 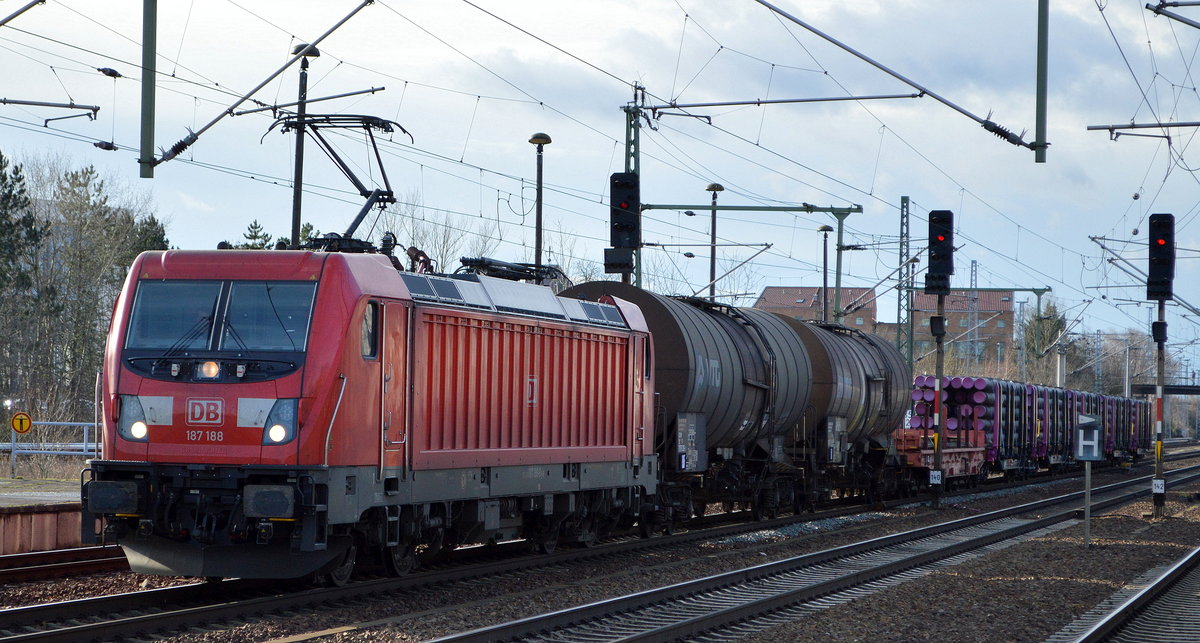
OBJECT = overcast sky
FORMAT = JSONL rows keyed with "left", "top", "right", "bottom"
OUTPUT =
{"left": 4, "top": 0, "right": 1200, "bottom": 371}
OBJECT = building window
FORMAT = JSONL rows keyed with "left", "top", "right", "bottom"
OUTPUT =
{"left": 921, "top": 318, "right": 930, "bottom": 326}
{"left": 958, "top": 318, "right": 968, "bottom": 327}
{"left": 855, "top": 317, "right": 864, "bottom": 326}
{"left": 997, "top": 320, "right": 1006, "bottom": 328}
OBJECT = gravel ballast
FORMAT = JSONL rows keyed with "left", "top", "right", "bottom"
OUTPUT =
{"left": 5, "top": 466, "right": 1198, "bottom": 642}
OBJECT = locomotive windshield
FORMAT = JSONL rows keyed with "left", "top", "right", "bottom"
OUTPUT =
{"left": 126, "top": 279, "right": 317, "bottom": 353}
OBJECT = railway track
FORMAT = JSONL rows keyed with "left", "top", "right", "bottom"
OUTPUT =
{"left": 1056, "top": 545, "right": 1200, "bottom": 642}
{"left": 0, "top": 499, "right": 897, "bottom": 642}
{"left": 0, "top": 546, "right": 127, "bottom": 583}
{"left": 429, "top": 465, "right": 1200, "bottom": 643}
{"left": 3, "top": 454, "right": 1194, "bottom": 641}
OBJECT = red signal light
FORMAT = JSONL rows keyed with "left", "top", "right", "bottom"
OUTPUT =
{"left": 618, "top": 201, "right": 629, "bottom": 209}
{"left": 936, "top": 235, "right": 946, "bottom": 242}
{"left": 1157, "top": 238, "right": 1167, "bottom": 246}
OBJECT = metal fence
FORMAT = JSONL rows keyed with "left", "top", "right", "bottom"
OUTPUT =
{"left": 6, "top": 421, "right": 99, "bottom": 477}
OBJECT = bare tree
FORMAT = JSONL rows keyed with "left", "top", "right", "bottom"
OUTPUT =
{"left": 372, "top": 190, "right": 498, "bottom": 272}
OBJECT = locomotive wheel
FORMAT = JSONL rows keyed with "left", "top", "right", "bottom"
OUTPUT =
{"left": 420, "top": 529, "right": 446, "bottom": 564}
{"left": 384, "top": 543, "right": 416, "bottom": 576}
{"left": 638, "top": 513, "right": 655, "bottom": 538}
{"left": 751, "top": 491, "right": 778, "bottom": 521}
{"left": 662, "top": 509, "right": 677, "bottom": 536}
{"left": 319, "top": 543, "right": 357, "bottom": 587}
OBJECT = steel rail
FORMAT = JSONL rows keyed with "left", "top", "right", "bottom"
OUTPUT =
{"left": 4, "top": 457, "right": 1194, "bottom": 641}
{"left": 0, "top": 546, "right": 127, "bottom": 583}
{"left": 1071, "top": 545, "right": 1200, "bottom": 642}
{"left": 431, "top": 466, "right": 1200, "bottom": 642}
{"left": 0, "top": 503, "right": 876, "bottom": 640}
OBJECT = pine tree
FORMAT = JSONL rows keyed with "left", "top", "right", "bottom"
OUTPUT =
{"left": 0, "top": 150, "right": 43, "bottom": 290}
{"left": 239, "top": 219, "right": 272, "bottom": 249}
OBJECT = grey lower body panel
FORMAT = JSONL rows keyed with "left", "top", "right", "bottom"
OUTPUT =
{"left": 121, "top": 534, "right": 350, "bottom": 579}
{"left": 381, "top": 459, "right": 657, "bottom": 505}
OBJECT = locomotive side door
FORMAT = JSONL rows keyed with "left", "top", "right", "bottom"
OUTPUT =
{"left": 631, "top": 334, "right": 648, "bottom": 467}
{"left": 382, "top": 301, "right": 411, "bottom": 471}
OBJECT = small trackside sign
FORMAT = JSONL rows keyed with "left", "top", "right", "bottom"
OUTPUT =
{"left": 1076, "top": 414, "right": 1103, "bottom": 462}
{"left": 186, "top": 398, "right": 224, "bottom": 426}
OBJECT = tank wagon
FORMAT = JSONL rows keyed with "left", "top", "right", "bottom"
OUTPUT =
{"left": 561, "top": 282, "right": 911, "bottom": 519}
{"left": 896, "top": 375, "right": 1151, "bottom": 486}
{"left": 83, "top": 250, "right": 655, "bottom": 581}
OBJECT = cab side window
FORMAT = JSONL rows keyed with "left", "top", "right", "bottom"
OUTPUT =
{"left": 361, "top": 301, "right": 379, "bottom": 358}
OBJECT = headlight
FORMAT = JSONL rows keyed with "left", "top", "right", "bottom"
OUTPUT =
{"left": 261, "top": 399, "right": 298, "bottom": 445}
{"left": 195, "top": 360, "right": 221, "bottom": 380}
{"left": 118, "top": 395, "right": 150, "bottom": 442}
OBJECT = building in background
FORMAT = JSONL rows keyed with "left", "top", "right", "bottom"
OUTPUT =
{"left": 758, "top": 286, "right": 1016, "bottom": 369}
{"left": 753, "top": 286, "right": 878, "bottom": 327}
{"left": 900, "top": 290, "right": 1016, "bottom": 363}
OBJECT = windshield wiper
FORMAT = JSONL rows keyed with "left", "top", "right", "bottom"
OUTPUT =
{"left": 221, "top": 317, "right": 250, "bottom": 351}
{"left": 263, "top": 284, "right": 301, "bottom": 351}
{"left": 157, "top": 316, "right": 213, "bottom": 361}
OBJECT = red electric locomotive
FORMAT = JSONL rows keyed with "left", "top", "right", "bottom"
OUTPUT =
{"left": 83, "top": 249, "right": 656, "bottom": 581}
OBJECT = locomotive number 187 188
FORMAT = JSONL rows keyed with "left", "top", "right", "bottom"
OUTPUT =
{"left": 186, "top": 430, "right": 224, "bottom": 442}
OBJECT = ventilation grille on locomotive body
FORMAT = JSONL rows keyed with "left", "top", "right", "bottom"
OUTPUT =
{"left": 400, "top": 272, "right": 628, "bottom": 328}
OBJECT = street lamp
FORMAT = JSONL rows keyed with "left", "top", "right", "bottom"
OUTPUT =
{"left": 290, "top": 43, "right": 320, "bottom": 248}
{"left": 705, "top": 183, "right": 724, "bottom": 301}
{"left": 819, "top": 224, "right": 834, "bottom": 322}
{"left": 529, "top": 132, "right": 552, "bottom": 271}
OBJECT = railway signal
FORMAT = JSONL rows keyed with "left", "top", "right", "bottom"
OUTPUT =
{"left": 923, "top": 209, "right": 955, "bottom": 506}
{"left": 1146, "top": 213, "right": 1174, "bottom": 517}
{"left": 609, "top": 172, "right": 641, "bottom": 249}
{"left": 1146, "top": 212, "right": 1175, "bottom": 301}
{"left": 925, "top": 210, "right": 954, "bottom": 295}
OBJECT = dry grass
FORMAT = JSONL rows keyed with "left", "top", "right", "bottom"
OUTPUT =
{"left": 5, "top": 454, "right": 91, "bottom": 480}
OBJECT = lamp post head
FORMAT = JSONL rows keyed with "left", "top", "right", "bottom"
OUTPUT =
{"left": 529, "top": 132, "right": 552, "bottom": 146}
{"left": 684, "top": 210, "right": 696, "bottom": 217}
{"left": 684, "top": 252, "right": 695, "bottom": 258}
{"left": 706, "top": 183, "right": 724, "bottom": 193}
{"left": 818, "top": 224, "right": 834, "bottom": 233}
{"left": 292, "top": 43, "right": 321, "bottom": 58}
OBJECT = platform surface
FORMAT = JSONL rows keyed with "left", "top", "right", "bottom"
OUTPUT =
{"left": 0, "top": 478, "right": 80, "bottom": 511}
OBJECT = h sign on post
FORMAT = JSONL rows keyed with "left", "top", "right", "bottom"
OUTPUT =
{"left": 1076, "top": 414, "right": 1103, "bottom": 462}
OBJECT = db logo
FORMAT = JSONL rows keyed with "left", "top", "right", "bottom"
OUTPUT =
{"left": 186, "top": 398, "right": 224, "bottom": 426}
